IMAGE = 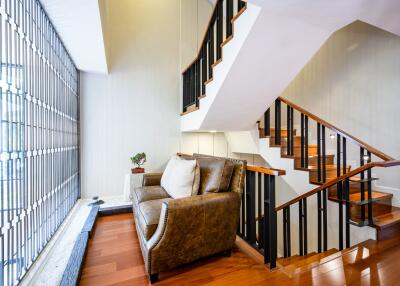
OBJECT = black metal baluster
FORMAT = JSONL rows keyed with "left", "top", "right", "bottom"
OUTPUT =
{"left": 216, "top": 0, "right": 223, "bottom": 61}
{"left": 182, "top": 72, "right": 187, "bottom": 112}
{"left": 287, "top": 105, "right": 290, "bottom": 156}
{"left": 283, "top": 208, "right": 287, "bottom": 258}
{"left": 367, "top": 152, "right": 373, "bottom": 226}
{"left": 208, "top": 26, "right": 214, "bottom": 79}
{"left": 226, "top": 0, "right": 234, "bottom": 39}
{"left": 275, "top": 99, "right": 281, "bottom": 145}
{"left": 317, "top": 192, "right": 322, "bottom": 253}
{"left": 201, "top": 46, "right": 207, "bottom": 96}
{"left": 245, "top": 170, "right": 256, "bottom": 244}
{"left": 317, "top": 123, "right": 321, "bottom": 183}
{"left": 323, "top": 189, "right": 327, "bottom": 251}
{"left": 360, "top": 147, "right": 366, "bottom": 223}
{"left": 299, "top": 200, "right": 303, "bottom": 256}
{"left": 322, "top": 126, "right": 326, "bottom": 183}
{"left": 238, "top": 0, "right": 246, "bottom": 10}
{"left": 257, "top": 172, "right": 262, "bottom": 249}
{"left": 303, "top": 198, "right": 308, "bottom": 255}
{"left": 290, "top": 107, "right": 294, "bottom": 156}
{"left": 195, "top": 59, "right": 200, "bottom": 107}
{"left": 301, "top": 114, "right": 305, "bottom": 168}
{"left": 264, "top": 108, "right": 270, "bottom": 137}
{"left": 286, "top": 207, "right": 291, "bottom": 257}
{"left": 305, "top": 116, "right": 309, "bottom": 168}
{"left": 337, "top": 134, "right": 343, "bottom": 250}
{"left": 343, "top": 137, "right": 350, "bottom": 248}
{"left": 241, "top": 182, "right": 245, "bottom": 237}
{"left": 263, "top": 174, "right": 277, "bottom": 269}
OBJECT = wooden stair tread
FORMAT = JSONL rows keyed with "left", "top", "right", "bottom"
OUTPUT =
{"left": 329, "top": 190, "right": 392, "bottom": 204}
{"left": 373, "top": 206, "right": 400, "bottom": 230}
{"left": 284, "top": 248, "right": 339, "bottom": 275}
{"left": 277, "top": 252, "right": 316, "bottom": 267}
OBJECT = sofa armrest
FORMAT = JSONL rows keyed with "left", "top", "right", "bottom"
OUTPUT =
{"left": 146, "top": 192, "right": 240, "bottom": 274}
{"left": 143, "top": 173, "right": 163, "bottom": 186}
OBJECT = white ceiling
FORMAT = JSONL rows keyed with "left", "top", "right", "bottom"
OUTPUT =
{"left": 39, "top": 0, "right": 108, "bottom": 74}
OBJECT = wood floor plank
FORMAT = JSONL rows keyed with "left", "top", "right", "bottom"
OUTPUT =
{"left": 79, "top": 213, "right": 400, "bottom": 286}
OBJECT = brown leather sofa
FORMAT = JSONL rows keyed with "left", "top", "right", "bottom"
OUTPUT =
{"left": 131, "top": 154, "right": 246, "bottom": 283}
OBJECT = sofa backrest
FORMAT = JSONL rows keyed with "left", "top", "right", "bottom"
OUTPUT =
{"left": 192, "top": 154, "right": 246, "bottom": 194}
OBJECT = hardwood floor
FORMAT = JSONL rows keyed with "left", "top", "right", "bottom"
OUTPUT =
{"left": 80, "top": 213, "right": 400, "bottom": 286}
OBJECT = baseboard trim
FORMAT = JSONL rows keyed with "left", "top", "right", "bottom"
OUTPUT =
{"left": 99, "top": 205, "right": 133, "bottom": 217}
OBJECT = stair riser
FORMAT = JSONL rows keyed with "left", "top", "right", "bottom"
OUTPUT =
{"left": 294, "top": 156, "right": 335, "bottom": 169}
{"left": 350, "top": 200, "right": 392, "bottom": 220}
{"left": 259, "top": 129, "right": 297, "bottom": 138}
{"left": 281, "top": 137, "right": 302, "bottom": 147}
{"left": 329, "top": 183, "right": 373, "bottom": 197}
{"left": 281, "top": 146, "right": 318, "bottom": 157}
{"left": 309, "top": 167, "right": 350, "bottom": 184}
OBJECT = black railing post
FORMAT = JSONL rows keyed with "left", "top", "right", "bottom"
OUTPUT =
{"left": 337, "top": 134, "right": 343, "bottom": 250}
{"left": 201, "top": 46, "right": 207, "bottom": 96}
{"left": 275, "top": 99, "right": 281, "bottom": 145}
{"left": 367, "top": 152, "right": 373, "bottom": 225}
{"left": 317, "top": 123, "right": 321, "bottom": 182}
{"left": 322, "top": 125, "right": 326, "bottom": 182}
{"left": 287, "top": 105, "right": 290, "bottom": 156}
{"left": 290, "top": 107, "right": 294, "bottom": 156}
{"left": 301, "top": 114, "right": 305, "bottom": 168}
{"left": 305, "top": 116, "right": 309, "bottom": 168}
{"left": 238, "top": 0, "right": 246, "bottom": 11}
{"left": 323, "top": 189, "right": 327, "bottom": 252}
{"left": 360, "top": 147, "right": 366, "bottom": 223}
{"left": 216, "top": 0, "right": 223, "bottom": 61}
{"left": 283, "top": 207, "right": 291, "bottom": 258}
{"left": 226, "top": 0, "right": 234, "bottom": 38}
{"left": 264, "top": 108, "right": 270, "bottom": 137}
{"left": 263, "top": 174, "right": 277, "bottom": 269}
{"left": 257, "top": 172, "right": 262, "bottom": 249}
{"left": 245, "top": 170, "right": 256, "bottom": 244}
{"left": 317, "top": 192, "right": 322, "bottom": 253}
{"left": 208, "top": 26, "right": 214, "bottom": 79}
{"left": 195, "top": 59, "right": 200, "bottom": 107}
{"left": 343, "top": 137, "right": 350, "bottom": 248}
{"left": 299, "top": 200, "right": 303, "bottom": 256}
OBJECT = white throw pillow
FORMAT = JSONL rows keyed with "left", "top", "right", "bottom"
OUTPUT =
{"left": 161, "top": 155, "right": 198, "bottom": 199}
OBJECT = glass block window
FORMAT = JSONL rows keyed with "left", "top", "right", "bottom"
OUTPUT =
{"left": 0, "top": 1, "right": 80, "bottom": 285}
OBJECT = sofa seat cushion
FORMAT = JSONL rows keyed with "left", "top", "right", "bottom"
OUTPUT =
{"left": 132, "top": 186, "right": 170, "bottom": 207}
{"left": 137, "top": 198, "right": 172, "bottom": 240}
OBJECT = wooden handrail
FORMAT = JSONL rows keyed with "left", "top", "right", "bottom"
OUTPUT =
{"left": 275, "top": 160, "right": 400, "bottom": 211}
{"left": 247, "top": 165, "right": 286, "bottom": 176}
{"left": 181, "top": 4, "right": 247, "bottom": 74}
{"left": 278, "top": 96, "right": 395, "bottom": 161}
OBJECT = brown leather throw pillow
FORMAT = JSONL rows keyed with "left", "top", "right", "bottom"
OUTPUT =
{"left": 196, "top": 158, "right": 235, "bottom": 194}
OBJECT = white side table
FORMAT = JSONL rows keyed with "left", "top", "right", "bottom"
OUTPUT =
{"left": 123, "top": 173, "right": 145, "bottom": 202}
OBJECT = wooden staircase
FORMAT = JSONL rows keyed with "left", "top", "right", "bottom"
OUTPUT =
{"left": 259, "top": 126, "right": 400, "bottom": 241}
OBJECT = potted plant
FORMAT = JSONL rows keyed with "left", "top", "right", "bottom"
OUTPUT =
{"left": 130, "top": 152, "right": 146, "bottom": 173}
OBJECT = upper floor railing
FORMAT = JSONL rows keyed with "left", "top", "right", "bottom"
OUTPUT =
{"left": 181, "top": 0, "right": 247, "bottom": 114}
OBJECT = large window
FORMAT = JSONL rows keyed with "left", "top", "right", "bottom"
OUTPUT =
{"left": 0, "top": 1, "right": 80, "bottom": 285}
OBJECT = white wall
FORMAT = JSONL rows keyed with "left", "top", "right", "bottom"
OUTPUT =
{"left": 281, "top": 21, "right": 400, "bottom": 199}
{"left": 180, "top": 0, "right": 215, "bottom": 70}
{"left": 81, "top": 0, "right": 182, "bottom": 199}
{"left": 81, "top": 0, "right": 224, "bottom": 199}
